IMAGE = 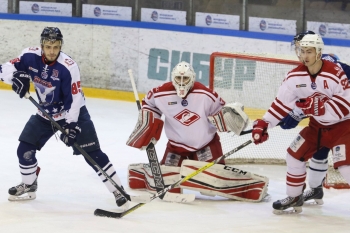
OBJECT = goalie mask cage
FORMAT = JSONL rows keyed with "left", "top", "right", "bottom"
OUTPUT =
{"left": 209, "top": 52, "right": 349, "bottom": 189}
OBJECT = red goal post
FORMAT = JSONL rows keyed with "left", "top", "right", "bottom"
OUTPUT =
{"left": 209, "top": 52, "right": 349, "bottom": 189}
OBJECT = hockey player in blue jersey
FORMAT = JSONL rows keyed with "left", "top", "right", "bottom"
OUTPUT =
{"left": 0, "top": 27, "right": 128, "bottom": 208}
{"left": 280, "top": 30, "right": 350, "bottom": 205}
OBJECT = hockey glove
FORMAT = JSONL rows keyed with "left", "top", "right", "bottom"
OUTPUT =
{"left": 60, "top": 123, "right": 81, "bottom": 147}
{"left": 12, "top": 71, "right": 31, "bottom": 98}
{"left": 295, "top": 93, "right": 328, "bottom": 117}
{"left": 252, "top": 119, "right": 269, "bottom": 145}
{"left": 280, "top": 110, "right": 304, "bottom": 130}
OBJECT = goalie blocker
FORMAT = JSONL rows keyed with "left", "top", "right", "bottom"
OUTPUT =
{"left": 208, "top": 102, "right": 249, "bottom": 135}
{"left": 128, "top": 160, "right": 269, "bottom": 202}
{"left": 126, "top": 109, "right": 163, "bottom": 150}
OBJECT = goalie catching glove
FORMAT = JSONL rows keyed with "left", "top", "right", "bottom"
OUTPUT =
{"left": 208, "top": 102, "right": 249, "bottom": 135}
{"left": 126, "top": 110, "right": 164, "bottom": 150}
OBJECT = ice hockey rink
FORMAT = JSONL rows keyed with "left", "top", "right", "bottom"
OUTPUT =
{"left": 0, "top": 89, "right": 350, "bottom": 233}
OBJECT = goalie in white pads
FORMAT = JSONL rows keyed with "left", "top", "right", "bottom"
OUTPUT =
{"left": 126, "top": 61, "right": 269, "bottom": 202}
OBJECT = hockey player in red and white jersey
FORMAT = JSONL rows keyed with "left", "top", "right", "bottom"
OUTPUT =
{"left": 281, "top": 30, "right": 350, "bottom": 206}
{"left": 126, "top": 61, "right": 269, "bottom": 202}
{"left": 252, "top": 33, "right": 350, "bottom": 214}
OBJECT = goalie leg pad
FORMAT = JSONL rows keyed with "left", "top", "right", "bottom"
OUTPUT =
{"left": 208, "top": 102, "right": 249, "bottom": 135}
{"left": 126, "top": 110, "right": 164, "bottom": 150}
{"left": 128, "top": 163, "right": 147, "bottom": 189}
{"left": 128, "top": 163, "right": 182, "bottom": 193}
{"left": 180, "top": 160, "right": 269, "bottom": 202}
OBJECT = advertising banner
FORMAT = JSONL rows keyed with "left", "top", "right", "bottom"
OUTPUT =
{"left": 195, "top": 12, "right": 239, "bottom": 30}
{"left": 0, "top": 0, "right": 8, "bottom": 13}
{"left": 141, "top": 8, "right": 186, "bottom": 25}
{"left": 307, "top": 21, "right": 350, "bottom": 39}
{"left": 82, "top": 4, "right": 132, "bottom": 21}
{"left": 19, "top": 1, "right": 72, "bottom": 16}
{"left": 249, "top": 17, "right": 296, "bottom": 35}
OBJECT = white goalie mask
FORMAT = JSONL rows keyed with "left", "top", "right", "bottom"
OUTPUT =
{"left": 299, "top": 34, "right": 324, "bottom": 59}
{"left": 171, "top": 61, "right": 196, "bottom": 98}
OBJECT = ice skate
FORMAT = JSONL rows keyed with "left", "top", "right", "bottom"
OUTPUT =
{"left": 8, "top": 179, "right": 38, "bottom": 201}
{"left": 113, "top": 186, "right": 130, "bottom": 210}
{"left": 8, "top": 167, "right": 40, "bottom": 201}
{"left": 272, "top": 194, "right": 304, "bottom": 215}
{"left": 303, "top": 184, "right": 324, "bottom": 205}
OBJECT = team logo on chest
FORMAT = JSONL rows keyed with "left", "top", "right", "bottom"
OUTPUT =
{"left": 311, "top": 82, "right": 317, "bottom": 90}
{"left": 174, "top": 109, "right": 200, "bottom": 126}
{"left": 50, "top": 69, "right": 59, "bottom": 81}
{"left": 41, "top": 71, "right": 48, "bottom": 79}
{"left": 181, "top": 99, "right": 188, "bottom": 106}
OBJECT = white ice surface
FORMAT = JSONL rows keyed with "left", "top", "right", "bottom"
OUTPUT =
{"left": 0, "top": 89, "right": 350, "bottom": 233}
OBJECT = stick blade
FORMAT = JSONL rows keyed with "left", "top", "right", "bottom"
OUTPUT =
{"left": 94, "top": 209, "right": 123, "bottom": 219}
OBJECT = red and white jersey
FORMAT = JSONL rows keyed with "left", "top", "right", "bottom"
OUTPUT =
{"left": 263, "top": 60, "right": 350, "bottom": 127}
{"left": 142, "top": 82, "right": 225, "bottom": 151}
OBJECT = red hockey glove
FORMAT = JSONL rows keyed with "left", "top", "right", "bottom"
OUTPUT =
{"left": 252, "top": 119, "right": 269, "bottom": 145}
{"left": 295, "top": 93, "right": 328, "bottom": 116}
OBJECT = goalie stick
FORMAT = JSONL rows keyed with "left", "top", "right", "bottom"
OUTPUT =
{"left": 126, "top": 69, "right": 195, "bottom": 203}
{"left": 24, "top": 93, "right": 151, "bottom": 204}
{"left": 94, "top": 139, "right": 253, "bottom": 218}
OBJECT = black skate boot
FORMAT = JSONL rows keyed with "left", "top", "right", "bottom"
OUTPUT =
{"left": 303, "top": 184, "right": 324, "bottom": 205}
{"left": 113, "top": 186, "right": 129, "bottom": 209}
{"left": 8, "top": 167, "right": 40, "bottom": 201}
{"left": 272, "top": 194, "right": 304, "bottom": 214}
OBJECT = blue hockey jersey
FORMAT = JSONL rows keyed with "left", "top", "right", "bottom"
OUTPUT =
{"left": 0, "top": 47, "right": 85, "bottom": 123}
{"left": 322, "top": 54, "right": 350, "bottom": 80}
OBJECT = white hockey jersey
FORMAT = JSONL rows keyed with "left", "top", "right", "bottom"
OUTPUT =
{"left": 142, "top": 82, "right": 225, "bottom": 151}
{"left": 263, "top": 60, "right": 350, "bottom": 127}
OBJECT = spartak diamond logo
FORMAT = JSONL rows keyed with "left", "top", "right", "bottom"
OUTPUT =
{"left": 174, "top": 109, "right": 200, "bottom": 126}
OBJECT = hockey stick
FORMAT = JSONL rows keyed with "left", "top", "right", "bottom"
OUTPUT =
{"left": 126, "top": 69, "right": 195, "bottom": 203}
{"left": 239, "top": 122, "right": 282, "bottom": 136}
{"left": 24, "top": 93, "right": 150, "bottom": 204}
{"left": 240, "top": 129, "right": 252, "bottom": 136}
{"left": 94, "top": 139, "right": 253, "bottom": 218}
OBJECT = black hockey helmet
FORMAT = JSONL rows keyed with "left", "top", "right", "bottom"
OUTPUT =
{"left": 292, "top": 30, "right": 315, "bottom": 46}
{"left": 40, "top": 27, "right": 63, "bottom": 45}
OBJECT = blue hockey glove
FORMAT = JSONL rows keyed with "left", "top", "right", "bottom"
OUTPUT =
{"left": 60, "top": 123, "right": 81, "bottom": 147}
{"left": 12, "top": 71, "right": 31, "bottom": 98}
{"left": 280, "top": 110, "right": 304, "bottom": 130}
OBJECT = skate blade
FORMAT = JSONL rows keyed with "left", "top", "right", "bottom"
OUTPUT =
{"left": 8, "top": 192, "right": 36, "bottom": 201}
{"left": 304, "top": 199, "right": 324, "bottom": 206}
{"left": 273, "top": 206, "right": 302, "bottom": 215}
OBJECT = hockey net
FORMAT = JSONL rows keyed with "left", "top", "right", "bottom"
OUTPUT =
{"left": 209, "top": 52, "right": 349, "bottom": 189}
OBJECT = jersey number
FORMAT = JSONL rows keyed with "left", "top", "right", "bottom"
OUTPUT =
{"left": 72, "top": 81, "right": 81, "bottom": 95}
